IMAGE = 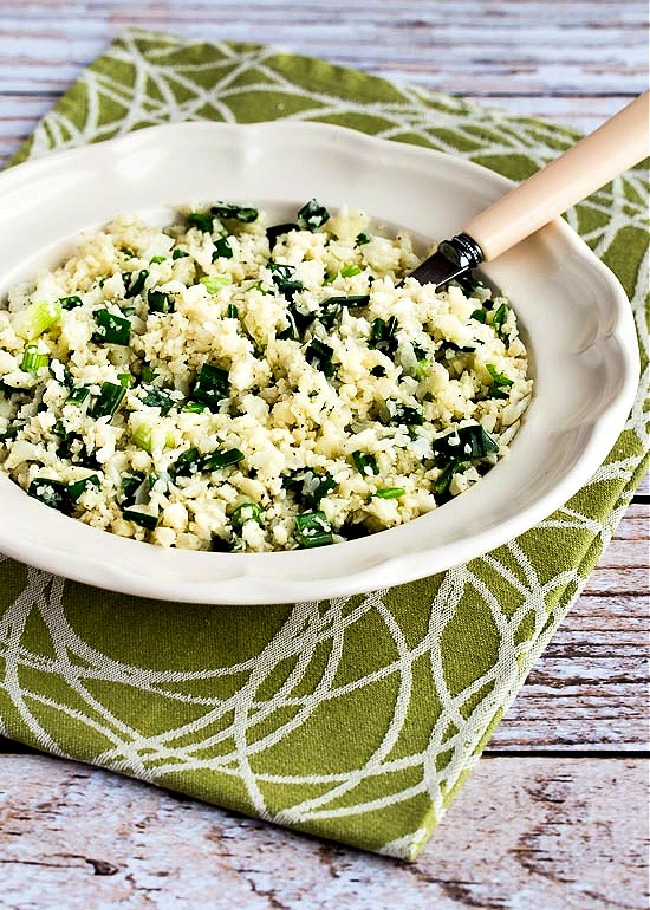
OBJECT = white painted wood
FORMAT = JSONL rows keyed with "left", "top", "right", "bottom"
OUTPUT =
{"left": 0, "top": 755, "right": 647, "bottom": 909}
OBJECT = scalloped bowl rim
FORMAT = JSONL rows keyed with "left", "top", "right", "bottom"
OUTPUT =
{"left": 0, "top": 122, "right": 639, "bottom": 604}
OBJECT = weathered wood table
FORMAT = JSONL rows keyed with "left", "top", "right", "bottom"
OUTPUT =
{"left": 0, "top": 3, "right": 648, "bottom": 908}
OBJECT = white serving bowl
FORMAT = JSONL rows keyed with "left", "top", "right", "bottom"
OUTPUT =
{"left": 0, "top": 122, "right": 639, "bottom": 604}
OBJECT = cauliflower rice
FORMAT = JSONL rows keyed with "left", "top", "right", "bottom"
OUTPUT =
{"left": 0, "top": 200, "right": 532, "bottom": 552}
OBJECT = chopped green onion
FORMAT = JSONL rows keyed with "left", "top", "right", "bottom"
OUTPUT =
{"left": 340, "top": 264, "right": 361, "bottom": 278}
{"left": 187, "top": 212, "right": 214, "bottom": 232}
{"left": 67, "top": 386, "right": 91, "bottom": 406}
{"left": 20, "top": 344, "right": 49, "bottom": 373}
{"left": 268, "top": 262, "right": 304, "bottom": 300}
{"left": 183, "top": 400, "right": 206, "bottom": 414}
{"left": 326, "top": 295, "right": 370, "bottom": 308}
{"left": 352, "top": 452, "right": 379, "bottom": 475}
{"left": 201, "top": 448, "right": 244, "bottom": 471}
{"left": 471, "top": 308, "right": 487, "bottom": 323}
{"left": 93, "top": 309, "right": 131, "bottom": 345}
{"left": 356, "top": 232, "right": 371, "bottom": 245}
{"left": 486, "top": 363, "right": 513, "bottom": 398}
{"left": 13, "top": 299, "right": 62, "bottom": 341}
{"left": 432, "top": 424, "right": 499, "bottom": 466}
{"left": 68, "top": 474, "right": 100, "bottom": 503}
{"left": 297, "top": 199, "right": 330, "bottom": 231}
{"left": 27, "top": 477, "right": 72, "bottom": 514}
{"left": 231, "top": 502, "right": 262, "bottom": 529}
{"left": 150, "top": 255, "right": 166, "bottom": 264}
{"left": 386, "top": 402, "right": 423, "bottom": 427}
{"left": 90, "top": 381, "right": 126, "bottom": 419}
{"left": 200, "top": 275, "right": 232, "bottom": 293}
{"left": 191, "top": 363, "right": 230, "bottom": 410}
{"left": 491, "top": 303, "right": 510, "bottom": 341}
{"left": 213, "top": 237, "right": 233, "bottom": 260}
{"left": 170, "top": 447, "right": 202, "bottom": 478}
{"left": 122, "top": 506, "right": 158, "bottom": 530}
{"left": 266, "top": 223, "right": 299, "bottom": 248}
{"left": 118, "top": 373, "right": 135, "bottom": 388}
{"left": 121, "top": 472, "right": 146, "bottom": 508}
{"left": 141, "top": 365, "right": 156, "bottom": 383}
{"left": 148, "top": 290, "right": 174, "bottom": 314}
{"left": 140, "top": 387, "right": 175, "bottom": 415}
{"left": 305, "top": 338, "right": 335, "bottom": 377}
{"left": 210, "top": 203, "right": 259, "bottom": 223}
{"left": 295, "top": 511, "right": 333, "bottom": 548}
{"left": 58, "top": 295, "right": 82, "bottom": 310}
{"left": 173, "top": 248, "right": 190, "bottom": 259}
{"left": 123, "top": 270, "right": 149, "bottom": 298}
{"left": 0, "top": 420, "right": 26, "bottom": 441}
{"left": 284, "top": 469, "right": 336, "bottom": 508}
{"left": 226, "top": 303, "right": 239, "bottom": 319}
{"left": 374, "top": 486, "right": 405, "bottom": 499}
{"left": 370, "top": 365, "right": 386, "bottom": 377}
{"left": 369, "top": 316, "right": 399, "bottom": 356}
{"left": 434, "top": 460, "right": 465, "bottom": 498}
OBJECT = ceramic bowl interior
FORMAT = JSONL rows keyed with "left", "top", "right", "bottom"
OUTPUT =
{"left": 0, "top": 123, "right": 639, "bottom": 603}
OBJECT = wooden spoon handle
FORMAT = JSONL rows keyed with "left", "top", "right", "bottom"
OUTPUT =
{"left": 464, "top": 91, "right": 650, "bottom": 262}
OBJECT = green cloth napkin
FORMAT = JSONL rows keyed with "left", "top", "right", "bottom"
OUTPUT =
{"left": 0, "top": 29, "right": 647, "bottom": 859}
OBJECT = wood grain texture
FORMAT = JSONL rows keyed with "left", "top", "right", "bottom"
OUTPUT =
{"left": 0, "top": 754, "right": 648, "bottom": 909}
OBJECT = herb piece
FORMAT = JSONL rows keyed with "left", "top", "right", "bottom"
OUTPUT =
{"left": 58, "top": 295, "right": 82, "bottom": 310}
{"left": 231, "top": 502, "right": 262, "bottom": 529}
{"left": 453, "top": 273, "right": 482, "bottom": 296}
{"left": 90, "top": 381, "right": 126, "bottom": 419}
{"left": 432, "top": 424, "right": 499, "bottom": 467}
{"left": 141, "top": 365, "right": 156, "bottom": 383}
{"left": 370, "top": 365, "right": 386, "bottom": 378}
{"left": 173, "top": 248, "right": 189, "bottom": 259}
{"left": 486, "top": 363, "right": 513, "bottom": 399}
{"left": 150, "top": 255, "right": 166, "bottom": 264}
{"left": 471, "top": 308, "right": 487, "bottom": 323}
{"left": 201, "top": 448, "right": 244, "bottom": 471}
{"left": 123, "top": 270, "right": 149, "bottom": 298}
{"left": 386, "top": 402, "right": 423, "bottom": 426}
{"left": 213, "top": 236, "right": 234, "bottom": 260}
{"left": 295, "top": 510, "right": 333, "bottom": 548}
{"left": 266, "top": 223, "right": 300, "bottom": 249}
{"left": 20, "top": 345, "right": 49, "bottom": 373}
{"left": 340, "top": 264, "right": 361, "bottom": 278}
{"left": 268, "top": 262, "right": 304, "bottom": 300}
{"left": 434, "top": 460, "right": 465, "bottom": 499}
{"left": 122, "top": 506, "right": 159, "bottom": 530}
{"left": 191, "top": 363, "right": 230, "bottom": 410}
{"left": 297, "top": 199, "right": 330, "bottom": 231}
{"left": 210, "top": 203, "right": 259, "bottom": 223}
{"left": 356, "top": 232, "right": 371, "bottom": 245}
{"left": 278, "top": 300, "right": 315, "bottom": 340}
{"left": 187, "top": 212, "right": 214, "bottom": 232}
{"left": 118, "top": 373, "right": 134, "bottom": 388}
{"left": 226, "top": 303, "right": 239, "bottom": 319}
{"left": 93, "top": 309, "right": 131, "bottom": 345}
{"left": 374, "top": 486, "right": 405, "bottom": 499}
{"left": 326, "top": 295, "right": 370, "bottom": 308}
{"left": 352, "top": 452, "right": 379, "bottom": 475}
{"left": 148, "top": 290, "right": 174, "bottom": 314}
{"left": 68, "top": 474, "right": 100, "bottom": 504}
{"left": 305, "top": 338, "right": 335, "bottom": 377}
{"left": 12, "top": 299, "right": 62, "bottom": 341}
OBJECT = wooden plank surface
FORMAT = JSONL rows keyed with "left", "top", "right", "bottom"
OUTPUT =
{"left": 0, "top": 754, "right": 648, "bottom": 909}
{"left": 0, "top": 1, "right": 648, "bottom": 906}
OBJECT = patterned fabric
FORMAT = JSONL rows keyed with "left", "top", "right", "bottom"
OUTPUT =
{"left": 0, "top": 29, "right": 647, "bottom": 859}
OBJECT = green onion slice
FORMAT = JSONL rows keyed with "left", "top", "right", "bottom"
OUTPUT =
{"left": 295, "top": 511, "right": 333, "bottom": 548}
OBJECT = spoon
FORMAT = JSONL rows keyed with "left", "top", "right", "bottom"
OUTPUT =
{"left": 410, "top": 90, "right": 650, "bottom": 288}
